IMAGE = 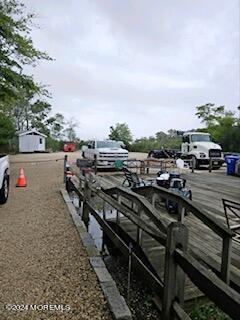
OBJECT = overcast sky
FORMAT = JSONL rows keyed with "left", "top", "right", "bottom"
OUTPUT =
{"left": 25, "top": 0, "right": 240, "bottom": 140}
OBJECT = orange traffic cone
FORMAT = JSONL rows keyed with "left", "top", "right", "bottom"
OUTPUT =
{"left": 16, "top": 168, "right": 27, "bottom": 187}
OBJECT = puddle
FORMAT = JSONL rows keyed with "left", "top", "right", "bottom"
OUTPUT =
{"left": 70, "top": 192, "right": 121, "bottom": 251}
{"left": 69, "top": 191, "right": 161, "bottom": 320}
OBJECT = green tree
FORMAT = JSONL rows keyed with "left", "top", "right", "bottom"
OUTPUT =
{"left": 8, "top": 94, "right": 52, "bottom": 133}
{"left": 0, "top": 113, "right": 15, "bottom": 145}
{"left": 195, "top": 104, "right": 240, "bottom": 152}
{"left": 64, "top": 118, "right": 78, "bottom": 142}
{"left": 47, "top": 113, "right": 65, "bottom": 140}
{"left": 130, "top": 130, "right": 181, "bottom": 153}
{"left": 0, "top": 0, "right": 51, "bottom": 112}
{"left": 109, "top": 123, "right": 133, "bottom": 148}
{"left": 196, "top": 103, "right": 225, "bottom": 127}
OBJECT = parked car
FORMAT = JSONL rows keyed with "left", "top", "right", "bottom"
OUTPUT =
{"left": 0, "top": 155, "right": 10, "bottom": 204}
{"left": 82, "top": 140, "right": 128, "bottom": 168}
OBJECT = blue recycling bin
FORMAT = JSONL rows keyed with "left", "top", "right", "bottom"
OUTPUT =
{"left": 225, "top": 155, "right": 240, "bottom": 175}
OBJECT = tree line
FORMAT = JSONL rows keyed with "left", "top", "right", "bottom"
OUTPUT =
{"left": 109, "top": 104, "right": 240, "bottom": 153}
{"left": 0, "top": 0, "right": 79, "bottom": 152}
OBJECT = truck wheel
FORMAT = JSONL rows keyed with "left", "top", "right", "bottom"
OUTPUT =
{"left": 0, "top": 173, "right": 9, "bottom": 204}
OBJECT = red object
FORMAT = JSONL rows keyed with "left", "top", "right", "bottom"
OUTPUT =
{"left": 66, "top": 170, "right": 75, "bottom": 177}
{"left": 16, "top": 168, "right": 27, "bottom": 187}
{"left": 63, "top": 143, "right": 76, "bottom": 152}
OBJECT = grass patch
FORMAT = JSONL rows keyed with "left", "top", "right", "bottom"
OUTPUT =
{"left": 190, "top": 303, "right": 231, "bottom": 320}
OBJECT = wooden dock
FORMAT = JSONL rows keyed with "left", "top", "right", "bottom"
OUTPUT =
{"left": 94, "top": 169, "right": 240, "bottom": 298}
{"left": 66, "top": 161, "right": 240, "bottom": 319}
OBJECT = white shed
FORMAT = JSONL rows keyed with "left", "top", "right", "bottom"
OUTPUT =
{"left": 19, "top": 130, "right": 47, "bottom": 153}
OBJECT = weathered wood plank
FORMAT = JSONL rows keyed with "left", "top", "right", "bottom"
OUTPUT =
{"left": 81, "top": 169, "right": 240, "bottom": 303}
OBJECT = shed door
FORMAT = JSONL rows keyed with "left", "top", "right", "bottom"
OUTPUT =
{"left": 38, "top": 137, "right": 45, "bottom": 151}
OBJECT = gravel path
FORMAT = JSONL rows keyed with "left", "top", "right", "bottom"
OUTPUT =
{"left": 0, "top": 153, "right": 112, "bottom": 320}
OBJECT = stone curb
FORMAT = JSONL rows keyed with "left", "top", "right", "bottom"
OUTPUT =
{"left": 60, "top": 189, "right": 132, "bottom": 320}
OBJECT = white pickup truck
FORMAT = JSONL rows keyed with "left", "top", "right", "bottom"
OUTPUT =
{"left": 181, "top": 132, "right": 224, "bottom": 169}
{"left": 0, "top": 155, "right": 10, "bottom": 204}
{"left": 82, "top": 140, "right": 129, "bottom": 168}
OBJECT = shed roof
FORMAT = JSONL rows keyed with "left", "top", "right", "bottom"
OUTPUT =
{"left": 18, "top": 129, "right": 47, "bottom": 138}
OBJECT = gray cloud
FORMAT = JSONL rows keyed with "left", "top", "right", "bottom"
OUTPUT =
{"left": 25, "top": 0, "right": 239, "bottom": 139}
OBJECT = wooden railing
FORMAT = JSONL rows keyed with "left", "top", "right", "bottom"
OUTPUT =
{"left": 164, "top": 223, "right": 240, "bottom": 320}
{"left": 77, "top": 155, "right": 179, "bottom": 175}
{"left": 64, "top": 163, "right": 240, "bottom": 320}
{"left": 133, "top": 185, "right": 235, "bottom": 285}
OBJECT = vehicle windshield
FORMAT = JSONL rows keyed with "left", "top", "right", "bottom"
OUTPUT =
{"left": 97, "top": 141, "right": 122, "bottom": 148}
{"left": 191, "top": 134, "right": 211, "bottom": 142}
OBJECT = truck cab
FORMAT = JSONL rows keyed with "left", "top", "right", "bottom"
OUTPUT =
{"left": 82, "top": 140, "right": 129, "bottom": 168}
{"left": 181, "top": 132, "right": 224, "bottom": 169}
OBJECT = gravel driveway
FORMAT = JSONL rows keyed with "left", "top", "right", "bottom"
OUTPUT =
{"left": 0, "top": 153, "right": 112, "bottom": 320}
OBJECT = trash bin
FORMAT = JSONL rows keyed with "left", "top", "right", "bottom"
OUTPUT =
{"left": 225, "top": 155, "right": 240, "bottom": 175}
{"left": 114, "top": 160, "right": 124, "bottom": 170}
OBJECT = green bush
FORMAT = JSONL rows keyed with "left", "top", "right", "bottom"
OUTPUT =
{"left": 46, "top": 137, "right": 61, "bottom": 152}
{"left": 190, "top": 303, "right": 231, "bottom": 320}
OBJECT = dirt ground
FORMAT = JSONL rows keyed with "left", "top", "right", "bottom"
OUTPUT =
{"left": 9, "top": 151, "right": 148, "bottom": 163}
{"left": 0, "top": 151, "right": 123, "bottom": 320}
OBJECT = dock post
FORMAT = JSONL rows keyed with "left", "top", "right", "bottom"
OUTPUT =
{"left": 146, "top": 160, "right": 149, "bottom": 174}
{"left": 127, "top": 242, "right": 133, "bottom": 304}
{"left": 137, "top": 209, "right": 144, "bottom": 246}
{"left": 116, "top": 194, "right": 121, "bottom": 225}
{"left": 78, "top": 197, "right": 82, "bottom": 216}
{"left": 102, "top": 199, "right": 106, "bottom": 221}
{"left": 221, "top": 236, "right": 232, "bottom": 285}
{"left": 162, "top": 222, "right": 188, "bottom": 320}
{"left": 177, "top": 202, "right": 185, "bottom": 223}
{"left": 135, "top": 203, "right": 140, "bottom": 244}
{"left": 94, "top": 154, "right": 97, "bottom": 175}
{"left": 151, "top": 191, "right": 157, "bottom": 209}
{"left": 82, "top": 202, "right": 89, "bottom": 230}
{"left": 100, "top": 200, "right": 107, "bottom": 255}
{"left": 140, "top": 160, "right": 144, "bottom": 175}
{"left": 64, "top": 155, "right": 68, "bottom": 183}
{"left": 82, "top": 180, "right": 90, "bottom": 230}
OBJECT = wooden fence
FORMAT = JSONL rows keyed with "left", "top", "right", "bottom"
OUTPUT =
{"left": 78, "top": 155, "right": 215, "bottom": 174}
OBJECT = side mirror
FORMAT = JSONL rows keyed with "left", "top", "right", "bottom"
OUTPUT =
{"left": 118, "top": 141, "right": 126, "bottom": 148}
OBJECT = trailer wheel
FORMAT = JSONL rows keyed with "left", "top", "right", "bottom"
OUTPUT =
{"left": 0, "top": 173, "right": 9, "bottom": 204}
